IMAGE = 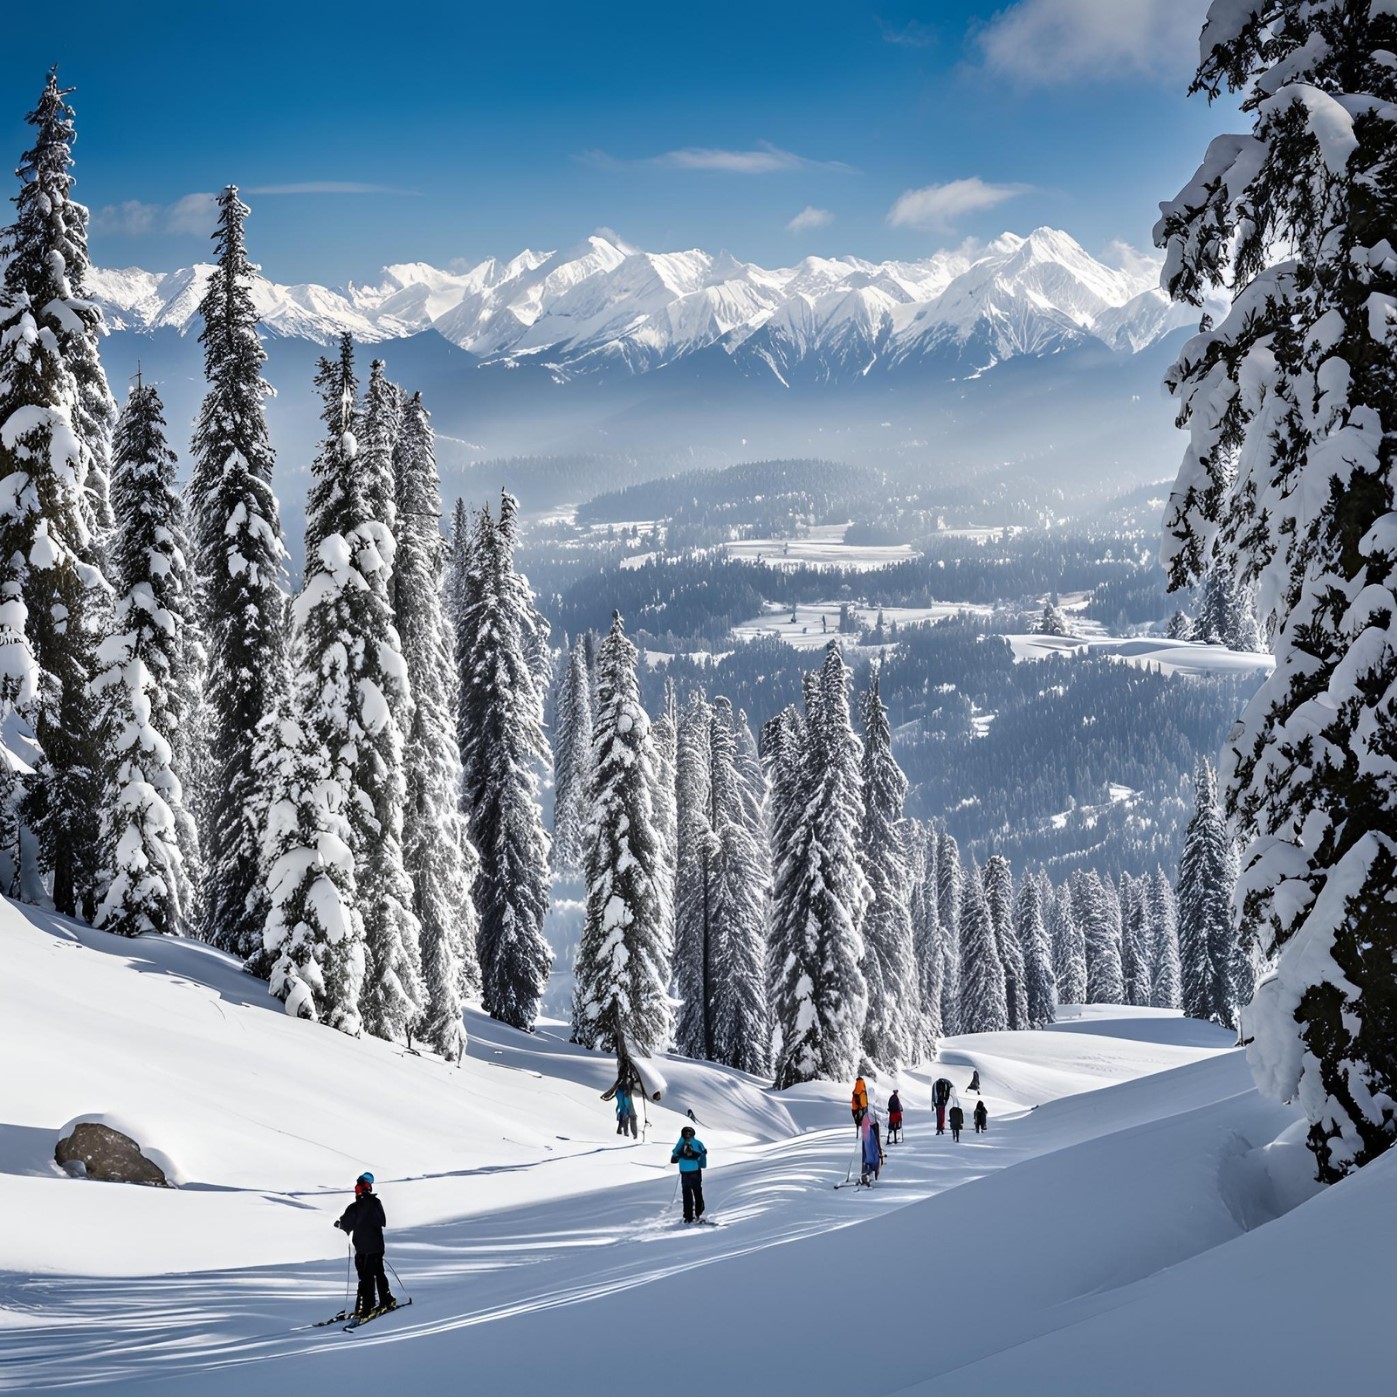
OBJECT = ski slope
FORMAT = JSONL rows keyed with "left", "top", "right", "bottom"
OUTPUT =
{"left": 0, "top": 899, "right": 1392, "bottom": 1396}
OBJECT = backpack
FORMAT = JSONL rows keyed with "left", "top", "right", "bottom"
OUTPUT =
{"left": 852, "top": 1079, "right": 868, "bottom": 1112}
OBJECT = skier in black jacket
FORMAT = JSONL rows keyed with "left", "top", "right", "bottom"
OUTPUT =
{"left": 336, "top": 1172, "right": 395, "bottom": 1319}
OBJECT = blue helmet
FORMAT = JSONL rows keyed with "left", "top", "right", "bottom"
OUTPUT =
{"left": 357, "top": 1172, "right": 374, "bottom": 1185}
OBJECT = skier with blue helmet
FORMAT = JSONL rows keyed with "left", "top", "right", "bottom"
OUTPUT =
{"left": 335, "top": 1172, "right": 395, "bottom": 1320}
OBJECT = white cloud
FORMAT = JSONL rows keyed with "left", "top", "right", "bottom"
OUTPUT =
{"left": 92, "top": 201, "right": 161, "bottom": 236}
{"left": 886, "top": 178, "right": 1028, "bottom": 232}
{"left": 92, "top": 194, "right": 216, "bottom": 236}
{"left": 245, "top": 181, "right": 414, "bottom": 195}
{"left": 977, "top": 0, "right": 1206, "bottom": 87}
{"left": 585, "top": 141, "right": 853, "bottom": 174}
{"left": 787, "top": 206, "right": 834, "bottom": 233}
{"left": 165, "top": 192, "right": 218, "bottom": 235}
{"left": 1099, "top": 238, "right": 1165, "bottom": 284}
{"left": 878, "top": 18, "right": 938, "bottom": 48}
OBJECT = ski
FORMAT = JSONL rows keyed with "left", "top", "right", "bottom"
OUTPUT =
{"left": 313, "top": 1309, "right": 353, "bottom": 1328}
{"left": 343, "top": 1298, "right": 413, "bottom": 1332}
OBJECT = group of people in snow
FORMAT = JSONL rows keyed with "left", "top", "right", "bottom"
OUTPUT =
{"left": 850, "top": 1073, "right": 989, "bottom": 1174}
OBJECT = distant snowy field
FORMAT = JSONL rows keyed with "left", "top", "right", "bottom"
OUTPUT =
{"left": 1, "top": 898, "right": 1391, "bottom": 1396}
{"left": 725, "top": 524, "right": 920, "bottom": 571}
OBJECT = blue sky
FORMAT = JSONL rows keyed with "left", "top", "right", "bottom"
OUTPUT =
{"left": 5, "top": 0, "right": 1229, "bottom": 284}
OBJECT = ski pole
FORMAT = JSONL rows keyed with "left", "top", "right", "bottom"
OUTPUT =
{"left": 345, "top": 1241, "right": 353, "bottom": 1312}
{"left": 386, "top": 1258, "right": 410, "bottom": 1298}
{"left": 670, "top": 1171, "right": 681, "bottom": 1206}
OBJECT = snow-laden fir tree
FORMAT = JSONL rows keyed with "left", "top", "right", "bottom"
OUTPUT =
{"left": 1118, "top": 873, "right": 1152, "bottom": 1007}
{"left": 672, "top": 693, "right": 717, "bottom": 1058}
{"left": 572, "top": 612, "right": 672, "bottom": 1052}
{"left": 1176, "top": 759, "right": 1236, "bottom": 1030}
{"left": 551, "top": 638, "right": 594, "bottom": 875}
{"left": 1050, "top": 878, "right": 1088, "bottom": 1006}
{"left": 1147, "top": 867, "right": 1182, "bottom": 1010}
{"left": 1157, "top": 0, "right": 1394, "bottom": 1178}
{"left": 650, "top": 678, "right": 678, "bottom": 974}
{"left": 857, "top": 672, "right": 918, "bottom": 1070}
{"left": 936, "top": 828, "right": 963, "bottom": 1036}
{"left": 289, "top": 339, "right": 421, "bottom": 1041}
{"left": 983, "top": 854, "right": 1025, "bottom": 1030}
{"left": 346, "top": 355, "right": 422, "bottom": 1042}
{"left": 392, "top": 390, "right": 479, "bottom": 1057}
{"left": 0, "top": 71, "right": 116, "bottom": 919}
{"left": 187, "top": 186, "right": 290, "bottom": 959}
{"left": 92, "top": 381, "right": 202, "bottom": 936}
{"left": 1194, "top": 567, "right": 1261, "bottom": 651}
{"left": 454, "top": 492, "right": 554, "bottom": 1029}
{"left": 909, "top": 821, "right": 944, "bottom": 1054}
{"left": 1034, "top": 600, "right": 1071, "bottom": 636}
{"left": 767, "top": 643, "right": 869, "bottom": 1087}
{"left": 262, "top": 707, "right": 365, "bottom": 1030}
{"left": 708, "top": 697, "right": 770, "bottom": 1075}
{"left": 958, "top": 860, "right": 1008, "bottom": 1033}
{"left": 1074, "top": 870, "right": 1124, "bottom": 1004}
{"left": 1017, "top": 873, "right": 1056, "bottom": 1028}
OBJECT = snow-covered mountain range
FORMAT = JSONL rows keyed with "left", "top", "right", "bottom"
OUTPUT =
{"left": 90, "top": 227, "right": 1196, "bottom": 383}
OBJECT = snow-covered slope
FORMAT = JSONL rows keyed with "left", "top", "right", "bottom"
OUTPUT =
{"left": 2, "top": 898, "right": 1389, "bottom": 1396}
{"left": 87, "top": 228, "right": 1197, "bottom": 380}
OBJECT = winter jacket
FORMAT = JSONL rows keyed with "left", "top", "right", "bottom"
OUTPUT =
{"left": 671, "top": 1135, "right": 707, "bottom": 1172}
{"left": 887, "top": 1092, "right": 903, "bottom": 1120}
{"left": 949, "top": 1106, "right": 964, "bottom": 1130}
{"left": 336, "top": 1192, "right": 386, "bottom": 1255}
{"left": 616, "top": 1090, "right": 635, "bottom": 1119}
{"left": 851, "top": 1078, "right": 868, "bottom": 1117}
{"left": 861, "top": 1117, "right": 883, "bottom": 1168}
{"left": 973, "top": 1102, "right": 988, "bottom": 1127}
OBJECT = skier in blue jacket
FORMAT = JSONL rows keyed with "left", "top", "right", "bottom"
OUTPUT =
{"left": 616, "top": 1086, "right": 638, "bottom": 1139}
{"left": 670, "top": 1124, "right": 708, "bottom": 1222}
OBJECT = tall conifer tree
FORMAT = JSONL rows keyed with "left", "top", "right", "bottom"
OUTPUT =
{"left": 0, "top": 70, "right": 116, "bottom": 919}
{"left": 188, "top": 186, "right": 290, "bottom": 959}
{"left": 1177, "top": 759, "right": 1236, "bottom": 1029}
{"left": 958, "top": 861, "right": 1008, "bottom": 1034}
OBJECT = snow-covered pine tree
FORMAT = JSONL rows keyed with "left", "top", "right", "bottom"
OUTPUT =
{"left": 93, "top": 381, "right": 202, "bottom": 937}
{"left": 768, "top": 644, "right": 869, "bottom": 1087}
{"left": 1157, "top": 0, "right": 1394, "bottom": 1178}
{"left": 858, "top": 672, "right": 918, "bottom": 1070}
{"left": 1147, "top": 866, "right": 1182, "bottom": 1010}
{"left": 455, "top": 493, "right": 554, "bottom": 1030}
{"left": 572, "top": 612, "right": 672, "bottom": 1052}
{"left": 1073, "top": 870, "right": 1124, "bottom": 1005}
{"left": 909, "top": 821, "right": 943, "bottom": 1055}
{"left": 1176, "top": 759, "right": 1236, "bottom": 1029}
{"left": 392, "top": 390, "right": 479, "bottom": 1057}
{"left": 650, "top": 677, "right": 678, "bottom": 972}
{"left": 291, "top": 338, "right": 421, "bottom": 1042}
{"left": 551, "top": 638, "right": 594, "bottom": 876}
{"left": 0, "top": 71, "right": 116, "bottom": 920}
{"left": 983, "top": 854, "right": 1025, "bottom": 1030}
{"left": 672, "top": 692, "right": 717, "bottom": 1058}
{"left": 262, "top": 706, "right": 364, "bottom": 1030}
{"left": 1034, "top": 600, "right": 1071, "bottom": 636}
{"left": 708, "top": 697, "right": 770, "bottom": 1076}
{"left": 1051, "top": 878, "right": 1088, "bottom": 1006}
{"left": 188, "top": 186, "right": 290, "bottom": 959}
{"left": 1195, "top": 567, "right": 1261, "bottom": 651}
{"left": 958, "top": 860, "right": 1008, "bottom": 1033}
{"left": 1016, "top": 873, "right": 1056, "bottom": 1028}
{"left": 936, "top": 828, "right": 963, "bottom": 1036}
{"left": 1119, "top": 873, "right": 1152, "bottom": 1007}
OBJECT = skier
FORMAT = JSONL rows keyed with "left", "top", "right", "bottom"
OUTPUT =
{"left": 335, "top": 1172, "right": 395, "bottom": 1320}
{"left": 933, "top": 1077, "right": 952, "bottom": 1135}
{"left": 615, "top": 1084, "right": 638, "bottom": 1139}
{"left": 967, "top": 1070, "right": 981, "bottom": 1093}
{"left": 973, "top": 1099, "right": 988, "bottom": 1134}
{"left": 887, "top": 1089, "right": 904, "bottom": 1144}
{"left": 670, "top": 1124, "right": 708, "bottom": 1223}
{"left": 948, "top": 1102, "right": 964, "bottom": 1143}
{"left": 850, "top": 1075, "right": 868, "bottom": 1126}
{"left": 859, "top": 1112, "right": 884, "bottom": 1185}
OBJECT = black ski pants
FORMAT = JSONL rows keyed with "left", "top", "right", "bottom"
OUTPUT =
{"left": 354, "top": 1251, "right": 392, "bottom": 1314}
{"left": 680, "top": 1169, "right": 705, "bottom": 1222}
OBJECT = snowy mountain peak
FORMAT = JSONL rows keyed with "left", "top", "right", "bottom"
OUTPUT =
{"left": 87, "top": 228, "right": 1195, "bottom": 380}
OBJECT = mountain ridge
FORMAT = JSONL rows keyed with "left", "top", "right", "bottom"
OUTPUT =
{"left": 88, "top": 227, "right": 1198, "bottom": 385}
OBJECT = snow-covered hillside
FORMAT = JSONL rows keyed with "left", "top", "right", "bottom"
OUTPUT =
{"left": 1, "top": 898, "right": 1391, "bottom": 1396}
{"left": 87, "top": 227, "right": 1197, "bottom": 381}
